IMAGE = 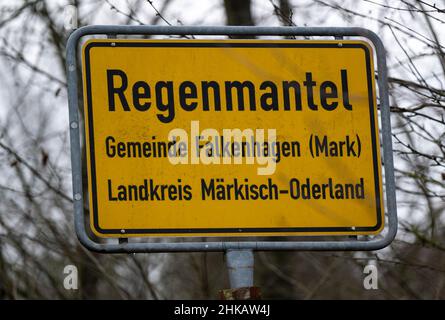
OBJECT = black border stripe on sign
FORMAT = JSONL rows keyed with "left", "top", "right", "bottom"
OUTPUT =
{"left": 83, "top": 41, "right": 383, "bottom": 235}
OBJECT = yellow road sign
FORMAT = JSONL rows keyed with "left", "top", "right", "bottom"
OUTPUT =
{"left": 82, "top": 39, "right": 384, "bottom": 237}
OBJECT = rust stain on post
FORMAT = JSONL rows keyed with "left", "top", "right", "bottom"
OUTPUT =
{"left": 219, "top": 287, "right": 262, "bottom": 300}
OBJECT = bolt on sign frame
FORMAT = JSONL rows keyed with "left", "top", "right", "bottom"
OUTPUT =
{"left": 66, "top": 25, "right": 397, "bottom": 253}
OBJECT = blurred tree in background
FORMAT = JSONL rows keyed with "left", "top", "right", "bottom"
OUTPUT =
{"left": 0, "top": 0, "right": 444, "bottom": 299}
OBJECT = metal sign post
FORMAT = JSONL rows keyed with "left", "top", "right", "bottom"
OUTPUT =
{"left": 222, "top": 250, "right": 257, "bottom": 299}
{"left": 66, "top": 25, "right": 397, "bottom": 295}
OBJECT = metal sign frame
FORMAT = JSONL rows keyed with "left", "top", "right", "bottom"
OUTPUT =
{"left": 66, "top": 25, "right": 397, "bottom": 253}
